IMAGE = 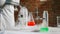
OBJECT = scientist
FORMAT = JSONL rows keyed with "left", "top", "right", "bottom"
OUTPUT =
{"left": 0, "top": 0, "right": 20, "bottom": 30}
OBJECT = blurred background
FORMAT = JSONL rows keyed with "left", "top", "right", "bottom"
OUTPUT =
{"left": 14, "top": 0, "right": 60, "bottom": 27}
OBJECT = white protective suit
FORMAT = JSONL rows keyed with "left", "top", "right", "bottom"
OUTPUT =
{"left": 0, "top": 0, "right": 6, "bottom": 31}
{"left": 0, "top": 0, "right": 20, "bottom": 30}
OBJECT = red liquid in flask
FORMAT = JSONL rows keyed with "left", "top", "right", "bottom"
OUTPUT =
{"left": 28, "top": 21, "right": 35, "bottom": 26}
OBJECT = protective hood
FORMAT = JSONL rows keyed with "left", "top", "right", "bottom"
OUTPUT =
{"left": 0, "top": 0, "right": 6, "bottom": 7}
